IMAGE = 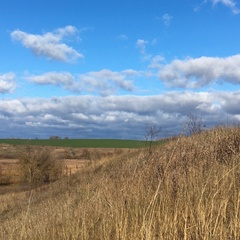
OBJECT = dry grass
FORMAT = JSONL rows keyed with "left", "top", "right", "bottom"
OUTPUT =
{"left": 0, "top": 146, "right": 130, "bottom": 186}
{"left": 0, "top": 126, "right": 240, "bottom": 239}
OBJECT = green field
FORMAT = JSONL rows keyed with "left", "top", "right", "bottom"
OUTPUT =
{"left": 0, "top": 138, "right": 151, "bottom": 148}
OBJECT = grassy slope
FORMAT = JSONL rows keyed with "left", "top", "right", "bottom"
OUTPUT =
{"left": 0, "top": 126, "right": 240, "bottom": 239}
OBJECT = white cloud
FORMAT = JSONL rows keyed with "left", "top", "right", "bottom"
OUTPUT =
{"left": 196, "top": 0, "right": 240, "bottom": 13}
{"left": 211, "top": 0, "right": 240, "bottom": 13}
{"left": 121, "top": 69, "right": 139, "bottom": 76}
{"left": 0, "top": 91, "right": 239, "bottom": 139}
{"left": 149, "top": 55, "right": 165, "bottom": 69}
{"left": 78, "top": 69, "right": 135, "bottom": 96}
{"left": 25, "top": 69, "right": 136, "bottom": 96}
{"left": 159, "top": 54, "right": 240, "bottom": 88}
{"left": 162, "top": 14, "right": 173, "bottom": 26}
{"left": 136, "top": 38, "right": 159, "bottom": 62}
{"left": 11, "top": 26, "right": 84, "bottom": 62}
{"left": 27, "top": 72, "right": 75, "bottom": 86}
{"left": 136, "top": 39, "right": 148, "bottom": 55}
{"left": 0, "top": 73, "right": 16, "bottom": 93}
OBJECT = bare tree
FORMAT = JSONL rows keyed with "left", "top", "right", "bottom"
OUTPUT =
{"left": 187, "top": 114, "right": 204, "bottom": 135}
{"left": 145, "top": 125, "right": 161, "bottom": 154}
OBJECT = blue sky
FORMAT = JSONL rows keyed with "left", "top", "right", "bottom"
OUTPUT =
{"left": 0, "top": 0, "right": 240, "bottom": 139}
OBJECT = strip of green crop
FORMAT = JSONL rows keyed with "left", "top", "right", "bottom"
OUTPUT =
{"left": 0, "top": 139, "right": 154, "bottom": 148}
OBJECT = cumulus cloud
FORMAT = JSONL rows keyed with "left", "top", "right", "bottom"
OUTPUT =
{"left": 11, "top": 26, "right": 84, "bottom": 62}
{"left": 0, "top": 73, "right": 16, "bottom": 93}
{"left": 159, "top": 54, "right": 240, "bottom": 88}
{"left": 26, "top": 69, "right": 136, "bottom": 95}
{"left": 0, "top": 91, "right": 239, "bottom": 139}
{"left": 78, "top": 69, "right": 135, "bottom": 96}
{"left": 27, "top": 72, "right": 75, "bottom": 87}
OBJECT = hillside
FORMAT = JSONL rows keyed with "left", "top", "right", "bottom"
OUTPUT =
{"left": 0, "top": 126, "right": 240, "bottom": 239}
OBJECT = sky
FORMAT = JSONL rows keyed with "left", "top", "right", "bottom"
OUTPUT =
{"left": 1, "top": 0, "right": 240, "bottom": 139}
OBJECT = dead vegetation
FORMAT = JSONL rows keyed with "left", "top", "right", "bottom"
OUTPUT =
{"left": 0, "top": 145, "right": 131, "bottom": 189}
{"left": 0, "top": 126, "right": 240, "bottom": 239}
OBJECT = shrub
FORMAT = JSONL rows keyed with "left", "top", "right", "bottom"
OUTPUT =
{"left": 0, "top": 165, "right": 12, "bottom": 185}
{"left": 19, "top": 145, "right": 63, "bottom": 186}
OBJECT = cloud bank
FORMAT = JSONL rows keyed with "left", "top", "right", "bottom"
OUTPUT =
{"left": 0, "top": 92, "right": 239, "bottom": 139}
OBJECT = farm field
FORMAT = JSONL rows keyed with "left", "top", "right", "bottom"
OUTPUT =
{"left": 0, "top": 138, "right": 148, "bottom": 148}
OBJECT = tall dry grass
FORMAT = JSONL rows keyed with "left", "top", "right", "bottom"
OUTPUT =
{"left": 0, "top": 126, "right": 240, "bottom": 239}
